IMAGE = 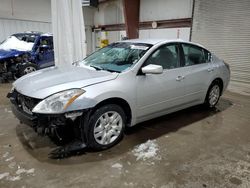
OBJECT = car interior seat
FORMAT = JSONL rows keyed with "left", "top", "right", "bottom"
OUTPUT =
{"left": 188, "top": 53, "right": 201, "bottom": 65}
{"left": 157, "top": 48, "right": 176, "bottom": 69}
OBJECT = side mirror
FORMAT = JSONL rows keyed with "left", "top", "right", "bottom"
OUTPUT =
{"left": 141, "top": 64, "right": 163, "bottom": 74}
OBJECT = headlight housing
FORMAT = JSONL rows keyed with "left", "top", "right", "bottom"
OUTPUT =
{"left": 32, "top": 89, "right": 85, "bottom": 114}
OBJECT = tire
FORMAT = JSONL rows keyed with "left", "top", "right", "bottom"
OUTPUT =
{"left": 86, "top": 104, "right": 126, "bottom": 150}
{"left": 19, "top": 63, "right": 38, "bottom": 77}
{"left": 204, "top": 81, "right": 221, "bottom": 108}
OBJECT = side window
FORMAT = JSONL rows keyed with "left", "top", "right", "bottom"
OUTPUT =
{"left": 39, "top": 37, "right": 53, "bottom": 49}
{"left": 144, "top": 44, "right": 179, "bottom": 69}
{"left": 182, "top": 44, "right": 206, "bottom": 66}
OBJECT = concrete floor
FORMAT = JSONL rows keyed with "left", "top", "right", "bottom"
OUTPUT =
{"left": 0, "top": 83, "right": 250, "bottom": 188}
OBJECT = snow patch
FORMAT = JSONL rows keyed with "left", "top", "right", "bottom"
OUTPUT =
{"left": 124, "top": 182, "right": 134, "bottom": 186}
{"left": 4, "top": 108, "right": 12, "bottom": 113}
{"left": 16, "top": 168, "right": 35, "bottom": 175}
{"left": 5, "top": 156, "right": 15, "bottom": 162}
{"left": 3, "top": 144, "right": 11, "bottom": 148}
{"left": 2, "top": 151, "right": 10, "bottom": 158}
{"left": 0, "top": 36, "right": 34, "bottom": 51}
{"left": 8, "top": 162, "right": 16, "bottom": 169}
{"left": 0, "top": 172, "right": 10, "bottom": 180}
{"left": 132, "top": 140, "right": 160, "bottom": 161}
{"left": 7, "top": 175, "right": 21, "bottom": 181}
{"left": 111, "top": 163, "right": 123, "bottom": 169}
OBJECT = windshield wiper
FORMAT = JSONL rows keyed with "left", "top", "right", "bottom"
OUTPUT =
{"left": 90, "top": 65, "right": 103, "bottom": 71}
{"left": 102, "top": 68, "right": 121, "bottom": 73}
{"left": 90, "top": 65, "right": 120, "bottom": 73}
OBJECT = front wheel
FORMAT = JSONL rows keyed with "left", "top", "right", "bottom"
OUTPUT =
{"left": 19, "top": 63, "right": 38, "bottom": 77}
{"left": 204, "top": 82, "right": 221, "bottom": 108}
{"left": 87, "top": 104, "right": 126, "bottom": 150}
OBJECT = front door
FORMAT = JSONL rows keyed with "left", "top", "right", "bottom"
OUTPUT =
{"left": 136, "top": 43, "right": 187, "bottom": 121}
{"left": 36, "top": 36, "right": 54, "bottom": 68}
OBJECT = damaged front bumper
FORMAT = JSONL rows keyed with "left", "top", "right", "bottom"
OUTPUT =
{"left": 11, "top": 103, "right": 37, "bottom": 127}
{"left": 8, "top": 90, "right": 89, "bottom": 139}
{"left": 8, "top": 90, "right": 92, "bottom": 158}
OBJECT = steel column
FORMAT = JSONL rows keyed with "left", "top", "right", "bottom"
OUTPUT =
{"left": 123, "top": 0, "right": 140, "bottom": 39}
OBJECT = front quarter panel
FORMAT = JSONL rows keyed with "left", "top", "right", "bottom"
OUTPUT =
{"left": 66, "top": 72, "right": 137, "bottom": 125}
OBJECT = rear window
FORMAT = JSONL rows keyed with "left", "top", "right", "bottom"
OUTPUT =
{"left": 182, "top": 43, "right": 210, "bottom": 66}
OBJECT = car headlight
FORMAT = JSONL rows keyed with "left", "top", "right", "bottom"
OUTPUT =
{"left": 32, "top": 89, "right": 85, "bottom": 114}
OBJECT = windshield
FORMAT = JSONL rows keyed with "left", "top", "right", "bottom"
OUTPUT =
{"left": 0, "top": 34, "right": 36, "bottom": 51}
{"left": 77, "top": 42, "right": 152, "bottom": 73}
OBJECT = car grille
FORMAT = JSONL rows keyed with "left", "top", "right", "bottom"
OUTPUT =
{"left": 13, "top": 90, "right": 41, "bottom": 115}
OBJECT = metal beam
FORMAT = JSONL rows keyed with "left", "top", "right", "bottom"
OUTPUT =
{"left": 92, "top": 18, "right": 192, "bottom": 31}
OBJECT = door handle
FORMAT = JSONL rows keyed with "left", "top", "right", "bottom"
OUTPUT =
{"left": 176, "top": 76, "right": 185, "bottom": 81}
{"left": 207, "top": 68, "right": 214, "bottom": 72}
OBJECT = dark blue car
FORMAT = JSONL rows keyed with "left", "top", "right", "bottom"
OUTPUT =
{"left": 0, "top": 32, "right": 54, "bottom": 81}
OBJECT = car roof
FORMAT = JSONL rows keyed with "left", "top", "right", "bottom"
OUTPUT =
{"left": 12, "top": 32, "right": 52, "bottom": 37}
{"left": 120, "top": 38, "right": 205, "bottom": 49}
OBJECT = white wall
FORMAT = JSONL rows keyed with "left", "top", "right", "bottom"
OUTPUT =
{"left": 83, "top": 6, "right": 95, "bottom": 55}
{"left": 92, "top": 0, "right": 193, "bottom": 46}
{"left": 0, "top": 19, "right": 51, "bottom": 42}
{"left": 93, "top": 0, "right": 193, "bottom": 26}
{"left": 0, "top": 0, "right": 51, "bottom": 22}
{"left": 140, "top": 0, "right": 193, "bottom": 21}
{"left": 0, "top": 0, "right": 52, "bottom": 41}
{"left": 106, "top": 30, "right": 126, "bottom": 43}
{"left": 139, "top": 28, "right": 191, "bottom": 41}
{"left": 83, "top": 6, "right": 94, "bottom": 26}
{"left": 94, "top": 0, "right": 124, "bottom": 26}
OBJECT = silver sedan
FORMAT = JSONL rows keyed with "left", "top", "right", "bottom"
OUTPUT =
{"left": 8, "top": 39, "right": 230, "bottom": 153}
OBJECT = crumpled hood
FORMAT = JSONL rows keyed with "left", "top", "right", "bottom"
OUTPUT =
{"left": 0, "top": 49, "right": 25, "bottom": 60}
{"left": 13, "top": 66, "right": 118, "bottom": 99}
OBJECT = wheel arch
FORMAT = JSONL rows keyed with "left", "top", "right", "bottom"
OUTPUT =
{"left": 210, "top": 77, "right": 224, "bottom": 95}
{"left": 92, "top": 97, "right": 132, "bottom": 126}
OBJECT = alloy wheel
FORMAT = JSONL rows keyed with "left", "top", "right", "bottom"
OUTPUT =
{"left": 93, "top": 111, "right": 123, "bottom": 145}
{"left": 209, "top": 85, "right": 220, "bottom": 106}
{"left": 23, "top": 66, "right": 36, "bottom": 74}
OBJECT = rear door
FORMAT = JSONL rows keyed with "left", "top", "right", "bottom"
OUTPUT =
{"left": 180, "top": 43, "right": 214, "bottom": 102}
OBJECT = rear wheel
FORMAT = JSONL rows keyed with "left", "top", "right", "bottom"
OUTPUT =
{"left": 204, "top": 81, "right": 221, "bottom": 108}
{"left": 87, "top": 104, "right": 126, "bottom": 150}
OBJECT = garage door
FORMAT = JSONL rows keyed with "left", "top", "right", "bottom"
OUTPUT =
{"left": 191, "top": 0, "right": 250, "bottom": 95}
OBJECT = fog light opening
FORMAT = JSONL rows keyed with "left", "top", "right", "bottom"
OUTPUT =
{"left": 65, "top": 112, "right": 83, "bottom": 121}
